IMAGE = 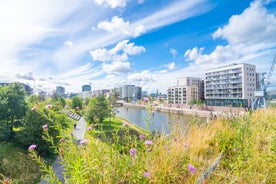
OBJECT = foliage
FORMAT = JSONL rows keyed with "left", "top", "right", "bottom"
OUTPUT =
{"left": 28, "top": 94, "right": 45, "bottom": 103}
{"left": 0, "top": 82, "right": 27, "bottom": 132}
{"left": 71, "top": 96, "right": 82, "bottom": 109}
{"left": 0, "top": 143, "right": 41, "bottom": 184}
{"left": 30, "top": 107, "right": 276, "bottom": 184}
{"left": 85, "top": 95, "right": 110, "bottom": 123}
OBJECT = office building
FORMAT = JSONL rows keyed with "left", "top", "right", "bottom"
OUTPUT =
{"left": 205, "top": 63, "right": 256, "bottom": 107}
{"left": 82, "top": 85, "right": 91, "bottom": 92}
{"left": 119, "top": 85, "right": 142, "bottom": 101}
{"left": 167, "top": 77, "right": 204, "bottom": 104}
{"left": 56, "top": 86, "right": 65, "bottom": 96}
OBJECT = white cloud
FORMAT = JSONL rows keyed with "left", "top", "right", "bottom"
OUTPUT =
{"left": 97, "top": 16, "right": 146, "bottom": 37}
{"left": 184, "top": 0, "right": 276, "bottom": 68}
{"left": 137, "top": 0, "right": 144, "bottom": 4}
{"left": 64, "top": 41, "right": 73, "bottom": 48}
{"left": 94, "top": 0, "right": 127, "bottom": 8}
{"left": 167, "top": 62, "right": 176, "bottom": 70}
{"left": 213, "top": 0, "right": 276, "bottom": 45}
{"left": 128, "top": 70, "right": 153, "bottom": 82}
{"left": 102, "top": 61, "right": 131, "bottom": 73}
{"left": 90, "top": 40, "right": 145, "bottom": 62}
{"left": 170, "top": 48, "right": 178, "bottom": 58}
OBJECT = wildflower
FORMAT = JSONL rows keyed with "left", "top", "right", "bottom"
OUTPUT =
{"left": 130, "top": 148, "right": 137, "bottom": 156}
{"left": 184, "top": 143, "right": 189, "bottom": 148}
{"left": 233, "top": 147, "right": 238, "bottom": 152}
{"left": 42, "top": 124, "right": 48, "bottom": 130}
{"left": 123, "top": 122, "right": 128, "bottom": 126}
{"left": 88, "top": 126, "right": 92, "bottom": 131}
{"left": 144, "top": 140, "right": 153, "bottom": 145}
{"left": 139, "top": 134, "right": 145, "bottom": 139}
{"left": 60, "top": 138, "right": 65, "bottom": 143}
{"left": 28, "top": 144, "right": 37, "bottom": 151}
{"left": 31, "top": 106, "right": 36, "bottom": 111}
{"left": 143, "top": 171, "right": 151, "bottom": 178}
{"left": 3, "top": 178, "right": 12, "bottom": 184}
{"left": 188, "top": 163, "right": 196, "bottom": 174}
{"left": 76, "top": 106, "right": 80, "bottom": 110}
{"left": 45, "top": 104, "right": 52, "bottom": 109}
{"left": 80, "top": 139, "right": 88, "bottom": 145}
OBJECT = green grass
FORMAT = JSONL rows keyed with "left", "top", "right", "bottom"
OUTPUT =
{"left": 0, "top": 142, "right": 41, "bottom": 184}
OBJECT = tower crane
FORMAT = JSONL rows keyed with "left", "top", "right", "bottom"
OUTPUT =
{"left": 252, "top": 52, "right": 276, "bottom": 110}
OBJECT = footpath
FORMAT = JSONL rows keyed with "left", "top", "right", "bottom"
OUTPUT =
{"left": 39, "top": 116, "right": 87, "bottom": 184}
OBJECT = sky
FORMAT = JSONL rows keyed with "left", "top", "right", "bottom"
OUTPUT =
{"left": 0, "top": 0, "right": 276, "bottom": 94}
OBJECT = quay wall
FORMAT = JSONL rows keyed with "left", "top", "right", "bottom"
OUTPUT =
{"left": 122, "top": 103, "right": 245, "bottom": 118}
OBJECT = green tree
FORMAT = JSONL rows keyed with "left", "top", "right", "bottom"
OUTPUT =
{"left": 71, "top": 96, "right": 82, "bottom": 109}
{"left": 0, "top": 83, "right": 27, "bottom": 131}
{"left": 85, "top": 95, "right": 110, "bottom": 123}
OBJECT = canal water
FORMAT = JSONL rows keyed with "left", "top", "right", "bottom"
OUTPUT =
{"left": 115, "top": 106, "right": 198, "bottom": 134}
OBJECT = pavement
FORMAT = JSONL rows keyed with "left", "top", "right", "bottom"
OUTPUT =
{"left": 39, "top": 117, "right": 87, "bottom": 184}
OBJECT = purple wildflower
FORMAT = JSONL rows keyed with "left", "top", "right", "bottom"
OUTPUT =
{"left": 139, "top": 134, "right": 145, "bottom": 139}
{"left": 123, "top": 122, "right": 128, "bottom": 126}
{"left": 31, "top": 107, "right": 36, "bottom": 111}
{"left": 60, "top": 138, "right": 65, "bottom": 142}
{"left": 130, "top": 148, "right": 137, "bottom": 156}
{"left": 144, "top": 140, "right": 153, "bottom": 145}
{"left": 42, "top": 124, "right": 48, "bottom": 130}
{"left": 188, "top": 163, "right": 196, "bottom": 174}
{"left": 80, "top": 139, "right": 88, "bottom": 145}
{"left": 28, "top": 144, "right": 37, "bottom": 151}
{"left": 143, "top": 172, "right": 151, "bottom": 178}
{"left": 184, "top": 143, "right": 189, "bottom": 148}
{"left": 88, "top": 126, "right": 92, "bottom": 131}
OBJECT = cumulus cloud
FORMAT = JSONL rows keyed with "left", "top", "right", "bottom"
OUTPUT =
{"left": 15, "top": 72, "right": 34, "bottom": 80}
{"left": 170, "top": 48, "right": 178, "bottom": 58}
{"left": 64, "top": 41, "right": 73, "bottom": 48}
{"left": 128, "top": 70, "right": 153, "bottom": 82}
{"left": 167, "top": 62, "right": 176, "bottom": 70}
{"left": 184, "top": 0, "right": 276, "bottom": 66}
{"left": 90, "top": 40, "right": 145, "bottom": 62}
{"left": 94, "top": 0, "right": 127, "bottom": 8}
{"left": 102, "top": 61, "right": 131, "bottom": 73}
{"left": 97, "top": 16, "right": 146, "bottom": 37}
{"left": 137, "top": 0, "right": 144, "bottom": 4}
{"left": 213, "top": 0, "right": 276, "bottom": 45}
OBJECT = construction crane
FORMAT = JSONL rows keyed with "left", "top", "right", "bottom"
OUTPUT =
{"left": 252, "top": 52, "right": 276, "bottom": 110}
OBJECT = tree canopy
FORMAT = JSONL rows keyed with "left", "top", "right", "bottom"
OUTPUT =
{"left": 85, "top": 95, "right": 110, "bottom": 123}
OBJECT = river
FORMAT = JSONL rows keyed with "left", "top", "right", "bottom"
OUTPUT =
{"left": 115, "top": 106, "right": 201, "bottom": 134}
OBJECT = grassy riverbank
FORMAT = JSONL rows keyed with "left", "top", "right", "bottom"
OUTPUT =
{"left": 27, "top": 108, "right": 275, "bottom": 183}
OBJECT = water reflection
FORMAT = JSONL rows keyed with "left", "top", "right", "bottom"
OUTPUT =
{"left": 115, "top": 106, "right": 195, "bottom": 134}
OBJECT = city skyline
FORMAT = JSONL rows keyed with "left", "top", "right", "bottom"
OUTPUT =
{"left": 0, "top": 0, "right": 276, "bottom": 93}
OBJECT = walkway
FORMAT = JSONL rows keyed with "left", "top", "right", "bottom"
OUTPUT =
{"left": 39, "top": 117, "right": 87, "bottom": 184}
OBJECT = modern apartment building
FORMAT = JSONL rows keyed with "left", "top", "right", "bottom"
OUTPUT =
{"left": 167, "top": 77, "right": 204, "bottom": 104}
{"left": 82, "top": 85, "right": 91, "bottom": 92}
{"left": 56, "top": 86, "right": 65, "bottom": 97}
{"left": 205, "top": 63, "right": 256, "bottom": 107}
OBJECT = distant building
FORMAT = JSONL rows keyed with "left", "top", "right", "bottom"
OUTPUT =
{"left": 82, "top": 85, "right": 91, "bottom": 92}
{"left": 167, "top": 77, "right": 204, "bottom": 104}
{"left": 56, "top": 86, "right": 65, "bottom": 97}
{"left": 205, "top": 63, "right": 256, "bottom": 107}
{"left": 119, "top": 85, "right": 142, "bottom": 101}
{"left": 38, "top": 91, "right": 46, "bottom": 99}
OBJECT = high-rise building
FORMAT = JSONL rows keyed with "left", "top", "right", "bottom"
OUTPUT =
{"left": 56, "top": 86, "right": 65, "bottom": 96}
{"left": 82, "top": 85, "right": 91, "bottom": 92}
{"left": 204, "top": 63, "right": 256, "bottom": 107}
{"left": 120, "top": 85, "right": 142, "bottom": 101}
{"left": 167, "top": 77, "right": 204, "bottom": 104}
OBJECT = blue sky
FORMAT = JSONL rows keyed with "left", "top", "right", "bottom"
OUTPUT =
{"left": 0, "top": 0, "right": 276, "bottom": 93}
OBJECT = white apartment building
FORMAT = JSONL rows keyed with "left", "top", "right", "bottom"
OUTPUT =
{"left": 205, "top": 63, "right": 256, "bottom": 107}
{"left": 167, "top": 77, "right": 204, "bottom": 104}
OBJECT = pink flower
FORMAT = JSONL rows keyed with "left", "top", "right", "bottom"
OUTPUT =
{"left": 80, "top": 139, "right": 88, "bottom": 145}
{"left": 42, "top": 124, "right": 48, "bottom": 130}
{"left": 184, "top": 143, "right": 189, "bottom": 148}
{"left": 31, "top": 107, "right": 36, "bottom": 111}
{"left": 139, "top": 134, "right": 145, "bottom": 139}
{"left": 123, "top": 122, "right": 128, "bottom": 126}
{"left": 45, "top": 104, "right": 52, "bottom": 109}
{"left": 28, "top": 144, "right": 37, "bottom": 151}
{"left": 60, "top": 138, "right": 65, "bottom": 142}
{"left": 144, "top": 140, "right": 153, "bottom": 145}
{"left": 88, "top": 126, "right": 92, "bottom": 131}
{"left": 130, "top": 148, "right": 137, "bottom": 156}
{"left": 76, "top": 106, "right": 80, "bottom": 110}
{"left": 143, "top": 172, "right": 151, "bottom": 178}
{"left": 188, "top": 163, "right": 196, "bottom": 174}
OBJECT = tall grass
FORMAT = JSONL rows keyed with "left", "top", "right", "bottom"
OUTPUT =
{"left": 11, "top": 107, "right": 276, "bottom": 183}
